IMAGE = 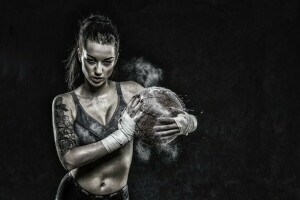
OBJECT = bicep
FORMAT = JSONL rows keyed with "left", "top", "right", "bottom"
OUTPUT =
{"left": 52, "top": 95, "right": 77, "bottom": 161}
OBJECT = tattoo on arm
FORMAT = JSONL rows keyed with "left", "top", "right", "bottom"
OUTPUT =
{"left": 54, "top": 97, "right": 76, "bottom": 154}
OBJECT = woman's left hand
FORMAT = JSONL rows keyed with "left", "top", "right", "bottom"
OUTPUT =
{"left": 153, "top": 106, "right": 198, "bottom": 144}
{"left": 153, "top": 117, "right": 180, "bottom": 144}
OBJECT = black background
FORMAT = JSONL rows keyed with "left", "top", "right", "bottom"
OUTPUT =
{"left": 0, "top": 0, "right": 299, "bottom": 199}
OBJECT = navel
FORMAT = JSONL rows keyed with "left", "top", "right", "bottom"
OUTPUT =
{"left": 100, "top": 182, "right": 106, "bottom": 187}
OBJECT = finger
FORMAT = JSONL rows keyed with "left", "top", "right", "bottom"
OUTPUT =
{"left": 155, "top": 129, "right": 179, "bottom": 137}
{"left": 126, "top": 96, "right": 136, "bottom": 111}
{"left": 168, "top": 107, "right": 184, "bottom": 112}
{"left": 131, "top": 102, "right": 143, "bottom": 119}
{"left": 168, "top": 107, "right": 185, "bottom": 115}
{"left": 132, "top": 101, "right": 142, "bottom": 114}
{"left": 132, "top": 94, "right": 141, "bottom": 99}
{"left": 157, "top": 117, "right": 176, "bottom": 124}
{"left": 159, "top": 135, "right": 178, "bottom": 144}
{"left": 130, "top": 97, "right": 140, "bottom": 110}
{"left": 126, "top": 97, "right": 139, "bottom": 114}
{"left": 153, "top": 124, "right": 178, "bottom": 131}
{"left": 133, "top": 110, "right": 143, "bottom": 122}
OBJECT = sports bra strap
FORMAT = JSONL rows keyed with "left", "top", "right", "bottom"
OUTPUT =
{"left": 70, "top": 83, "right": 123, "bottom": 105}
{"left": 116, "top": 82, "right": 123, "bottom": 96}
{"left": 70, "top": 91, "right": 80, "bottom": 106}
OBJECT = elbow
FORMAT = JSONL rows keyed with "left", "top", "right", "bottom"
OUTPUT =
{"left": 64, "top": 162, "right": 75, "bottom": 172}
{"left": 62, "top": 150, "right": 77, "bottom": 171}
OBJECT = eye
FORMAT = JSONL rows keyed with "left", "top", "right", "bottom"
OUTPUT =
{"left": 103, "top": 60, "right": 113, "bottom": 66}
{"left": 86, "top": 59, "right": 96, "bottom": 64}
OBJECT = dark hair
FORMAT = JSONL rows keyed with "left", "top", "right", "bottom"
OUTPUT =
{"left": 65, "top": 14, "right": 120, "bottom": 91}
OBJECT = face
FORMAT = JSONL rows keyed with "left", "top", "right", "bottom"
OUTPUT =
{"left": 79, "top": 40, "right": 118, "bottom": 87}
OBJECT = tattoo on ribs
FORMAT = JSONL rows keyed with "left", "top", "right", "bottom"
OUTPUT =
{"left": 54, "top": 97, "right": 76, "bottom": 154}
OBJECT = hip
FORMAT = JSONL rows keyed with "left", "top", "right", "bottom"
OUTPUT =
{"left": 55, "top": 172, "right": 129, "bottom": 200}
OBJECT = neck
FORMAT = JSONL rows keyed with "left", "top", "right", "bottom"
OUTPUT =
{"left": 80, "top": 78, "right": 112, "bottom": 98}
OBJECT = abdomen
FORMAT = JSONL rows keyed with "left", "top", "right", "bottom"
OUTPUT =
{"left": 70, "top": 141, "right": 133, "bottom": 195}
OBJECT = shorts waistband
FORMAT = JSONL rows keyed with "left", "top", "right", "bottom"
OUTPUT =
{"left": 68, "top": 172, "right": 128, "bottom": 199}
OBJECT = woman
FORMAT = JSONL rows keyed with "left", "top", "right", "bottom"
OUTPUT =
{"left": 52, "top": 14, "right": 197, "bottom": 200}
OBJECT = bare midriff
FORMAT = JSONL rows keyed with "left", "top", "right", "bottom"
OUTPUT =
{"left": 70, "top": 141, "right": 133, "bottom": 195}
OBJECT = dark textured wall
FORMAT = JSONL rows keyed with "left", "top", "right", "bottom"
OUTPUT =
{"left": 0, "top": 0, "right": 299, "bottom": 199}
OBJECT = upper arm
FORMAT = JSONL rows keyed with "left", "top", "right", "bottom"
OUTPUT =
{"left": 120, "top": 81, "right": 144, "bottom": 104}
{"left": 52, "top": 94, "right": 76, "bottom": 168}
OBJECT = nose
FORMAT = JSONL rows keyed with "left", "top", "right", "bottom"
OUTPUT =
{"left": 94, "top": 63, "right": 103, "bottom": 76}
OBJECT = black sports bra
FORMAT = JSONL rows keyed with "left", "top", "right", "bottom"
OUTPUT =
{"left": 69, "top": 82, "right": 127, "bottom": 146}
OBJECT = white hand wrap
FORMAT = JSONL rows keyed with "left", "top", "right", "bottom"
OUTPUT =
{"left": 101, "top": 111, "right": 136, "bottom": 153}
{"left": 173, "top": 112, "right": 197, "bottom": 136}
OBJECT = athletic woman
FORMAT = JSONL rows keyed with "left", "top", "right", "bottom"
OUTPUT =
{"left": 52, "top": 14, "right": 197, "bottom": 200}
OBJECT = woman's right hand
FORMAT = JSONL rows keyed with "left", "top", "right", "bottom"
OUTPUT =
{"left": 101, "top": 95, "right": 144, "bottom": 153}
{"left": 125, "top": 95, "right": 143, "bottom": 122}
{"left": 118, "top": 95, "right": 143, "bottom": 138}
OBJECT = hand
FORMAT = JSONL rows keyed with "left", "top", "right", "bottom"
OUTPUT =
{"left": 102, "top": 96, "right": 144, "bottom": 153}
{"left": 124, "top": 95, "right": 143, "bottom": 122}
{"left": 117, "top": 95, "right": 143, "bottom": 138}
{"left": 169, "top": 107, "right": 197, "bottom": 136}
{"left": 153, "top": 117, "right": 180, "bottom": 144}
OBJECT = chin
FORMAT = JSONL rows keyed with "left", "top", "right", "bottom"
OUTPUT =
{"left": 88, "top": 79, "right": 106, "bottom": 87}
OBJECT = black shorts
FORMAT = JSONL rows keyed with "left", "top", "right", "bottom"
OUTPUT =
{"left": 55, "top": 172, "right": 129, "bottom": 200}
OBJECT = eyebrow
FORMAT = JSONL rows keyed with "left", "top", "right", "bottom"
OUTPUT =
{"left": 87, "top": 54, "right": 114, "bottom": 60}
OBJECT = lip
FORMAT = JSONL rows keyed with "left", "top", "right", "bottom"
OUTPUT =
{"left": 91, "top": 76, "right": 104, "bottom": 83}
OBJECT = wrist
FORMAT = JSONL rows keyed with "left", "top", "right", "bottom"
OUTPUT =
{"left": 101, "top": 129, "right": 132, "bottom": 153}
{"left": 101, "top": 110, "right": 137, "bottom": 153}
{"left": 118, "top": 111, "right": 136, "bottom": 137}
{"left": 174, "top": 112, "right": 197, "bottom": 136}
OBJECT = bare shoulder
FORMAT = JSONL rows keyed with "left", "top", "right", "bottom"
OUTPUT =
{"left": 120, "top": 81, "right": 144, "bottom": 104}
{"left": 52, "top": 92, "right": 76, "bottom": 120}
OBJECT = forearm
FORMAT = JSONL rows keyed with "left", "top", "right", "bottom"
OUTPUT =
{"left": 55, "top": 95, "right": 140, "bottom": 171}
{"left": 63, "top": 140, "right": 108, "bottom": 171}
{"left": 63, "top": 112, "right": 136, "bottom": 171}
